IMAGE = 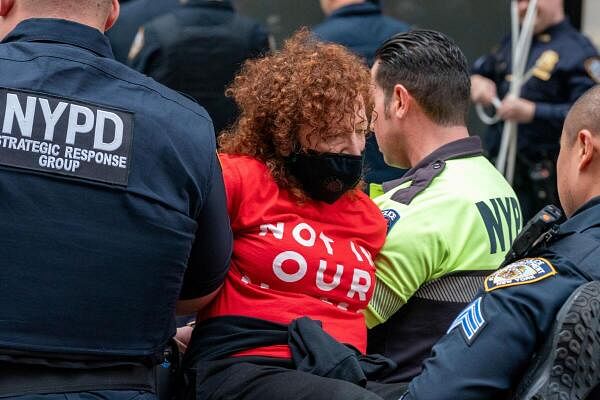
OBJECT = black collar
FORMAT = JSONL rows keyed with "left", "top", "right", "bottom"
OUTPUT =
{"left": 383, "top": 136, "right": 483, "bottom": 194}
{"left": 2, "top": 18, "right": 114, "bottom": 59}
{"left": 542, "top": 18, "right": 570, "bottom": 36}
{"left": 328, "top": 2, "right": 381, "bottom": 19}
{"left": 559, "top": 196, "right": 600, "bottom": 235}
{"left": 180, "top": 0, "right": 234, "bottom": 11}
{"left": 383, "top": 136, "right": 483, "bottom": 205}
{"left": 534, "top": 19, "right": 571, "bottom": 42}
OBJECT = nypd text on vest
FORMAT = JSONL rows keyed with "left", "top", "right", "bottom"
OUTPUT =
{"left": 0, "top": 88, "right": 134, "bottom": 186}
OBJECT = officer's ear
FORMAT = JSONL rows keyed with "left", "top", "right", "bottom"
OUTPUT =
{"left": 104, "top": 0, "right": 120, "bottom": 32}
{"left": 392, "top": 84, "right": 410, "bottom": 120}
{"left": 0, "top": 0, "right": 15, "bottom": 17}
{"left": 576, "top": 129, "right": 596, "bottom": 172}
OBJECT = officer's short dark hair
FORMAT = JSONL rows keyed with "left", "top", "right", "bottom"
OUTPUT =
{"left": 374, "top": 30, "right": 470, "bottom": 126}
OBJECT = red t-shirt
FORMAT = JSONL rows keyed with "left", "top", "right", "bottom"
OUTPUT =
{"left": 201, "top": 154, "right": 387, "bottom": 358}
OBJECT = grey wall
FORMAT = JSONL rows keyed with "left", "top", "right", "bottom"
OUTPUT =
{"left": 234, "top": 0, "right": 322, "bottom": 49}
{"left": 234, "top": 0, "right": 511, "bottom": 135}
{"left": 382, "top": 0, "right": 509, "bottom": 69}
{"left": 380, "top": 0, "right": 510, "bottom": 135}
{"left": 235, "top": 0, "right": 509, "bottom": 63}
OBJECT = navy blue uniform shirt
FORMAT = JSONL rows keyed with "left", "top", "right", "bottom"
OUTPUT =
{"left": 129, "top": 0, "right": 270, "bottom": 136}
{"left": 473, "top": 19, "right": 598, "bottom": 159}
{"left": 313, "top": 2, "right": 410, "bottom": 66}
{"left": 0, "top": 16, "right": 231, "bottom": 375}
{"left": 313, "top": 2, "right": 410, "bottom": 190}
{"left": 404, "top": 197, "right": 600, "bottom": 399}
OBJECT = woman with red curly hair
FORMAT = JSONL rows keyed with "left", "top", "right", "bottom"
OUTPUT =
{"left": 179, "top": 30, "right": 406, "bottom": 400}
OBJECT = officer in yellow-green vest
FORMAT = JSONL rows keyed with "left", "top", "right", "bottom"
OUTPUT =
{"left": 366, "top": 30, "right": 522, "bottom": 383}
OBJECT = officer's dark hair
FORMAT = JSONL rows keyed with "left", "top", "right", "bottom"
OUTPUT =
{"left": 563, "top": 85, "right": 600, "bottom": 144}
{"left": 374, "top": 29, "right": 470, "bottom": 126}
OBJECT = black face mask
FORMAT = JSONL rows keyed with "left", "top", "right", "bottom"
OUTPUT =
{"left": 285, "top": 150, "right": 363, "bottom": 204}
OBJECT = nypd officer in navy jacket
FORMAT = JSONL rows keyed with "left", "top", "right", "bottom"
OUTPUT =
{"left": 128, "top": 0, "right": 270, "bottom": 136}
{"left": 471, "top": 0, "right": 598, "bottom": 220}
{"left": 106, "top": 0, "right": 179, "bottom": 64}
{"left": 401, "top": 85, "right": 600, "bottom": 399}
{"left": 0, "top": 0, "right": 232, "bottom": 398}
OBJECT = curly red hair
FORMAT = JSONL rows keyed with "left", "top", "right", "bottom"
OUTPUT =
{"left": 219, "top": 29, "right": 371, "bottom": 199}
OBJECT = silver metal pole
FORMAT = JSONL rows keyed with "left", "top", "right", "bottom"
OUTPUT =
{"left": 496, "top": 0, "right": 538, "bottom": 184}
{"left": 496, "top": 0, "right": 521, "bottom": 175}
{"left": 507, "top": 0, "right": 537, "bottom": 183}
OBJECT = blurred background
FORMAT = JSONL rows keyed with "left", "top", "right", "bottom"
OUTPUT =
{"left": 234, "top": 0, "right": 596, "bottom": 54}
{"left": 231, "top": 0, "right": 597, "bottom": 135}
{"left": 114, "top": 0, "right": 600, "bottom": 151}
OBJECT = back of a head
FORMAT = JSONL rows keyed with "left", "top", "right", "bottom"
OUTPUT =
{"left": 374, "top": 29, "right": 471, "bottom": 126}
{"left": 19, "top": 0, "right": 112, "bottom": 12}
{"left": 558, "top": 85, "right": 600, "bottom": 216}
{"left": 14, "top": 0, "right": 115, "bottom": 28}
{"left": 564, "top": 85, "right": 600, "bottom": 144}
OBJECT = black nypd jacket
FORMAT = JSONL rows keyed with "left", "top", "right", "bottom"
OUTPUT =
{"left": 129, "top": 0, "right": 270, "bottom": 136}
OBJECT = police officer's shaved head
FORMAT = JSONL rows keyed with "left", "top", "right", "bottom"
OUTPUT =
{"left": 563, "top": 85, "right": 600, "bottom": 145}
{"left": 0, "top": 0, "right": 119, "bottom": 39}
{"left": 374, "top": 30, "right": 471, "bottom": 126}
{"left": 27, "top": 0, "right": 111, "bottom": 10}
{"left": 557, "top": 85, "right": 600, "bottom": 216}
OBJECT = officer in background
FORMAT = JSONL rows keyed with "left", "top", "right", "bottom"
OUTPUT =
{"left": 471, "top": 0, "right": 598, "bottom": 220}
{"left": 313, "top": 0, "right": 410, "bottom": 194}
{"left": 129, "top": 0, "right": 271, "bottom": 136}
{"left": 366, "top": 30, "right": 521, "bottom": 383}
{"left": 401, "top": 84, "right": 600, "bottom": 400}
{"left": 0, "top": 0, "right": 232, "bottom": 398}
{"left": 106, "top": 0, "right": 179, "bottom": 64}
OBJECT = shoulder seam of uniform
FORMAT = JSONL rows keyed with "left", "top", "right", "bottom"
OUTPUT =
{"left": 0, "top": 53, "right": 212, "bottom": 123}
{"left": 199, "top": 148, "right": 218, "bottom": 219}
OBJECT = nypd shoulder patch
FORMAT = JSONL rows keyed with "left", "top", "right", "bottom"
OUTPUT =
{"left": 381, "top": 209, "right": 400, "bottom": 233}
{"left": 447, "top": 297, "right": 487, "bottom": 345}
{"left": 485, "top": 258, "right": 557, "bottom": 292}
{"left": 585, "top": 56, "right": 600, "bottom": 83}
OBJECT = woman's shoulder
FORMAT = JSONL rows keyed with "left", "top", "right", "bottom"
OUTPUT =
{"left": 350, "top": 190, "right": 384, "bottom": 215}
{"left": 331, "top": 190, "right": 387, "bottom": 232}
{"left": 219, "top": 154, "right": 269, "bottom": 177}
{"left": 219, "top": 153, "right": 264, "bottom": 167}
{"left": 340, "top": 191, "right": 388, "bottom": 251}
{"left": 219, "top": 153, "right": 277, "bottom": 200}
